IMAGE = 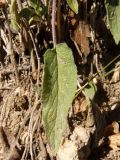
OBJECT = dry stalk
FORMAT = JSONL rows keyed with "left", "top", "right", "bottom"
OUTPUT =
{"left": 1, "top": 8, "right": 20, "bottom": 84}
{"left": 28, "top": 99, "right": 41, "bottom": 160}
{"left": 29, "top": 47, "right": 36, "bottom": 78}
{"left": 39, "top": 132, "right": 47, "bottom": 160}
{"left": 29, "top": 30, "right": 41, "bottom": 84}
{"left": 17, "top": 103, "right": 36, "bottom": 159}
{"left": 16, "top": 0, "right": 23, "bottom": 11}
{"left": 31, "top": 107, "right": 47, "bottom": 159}
{"left": 21, "top": 143, "right": 29, "bottom": 160}
{"left": 27, "top": 61, "right": 41, "bottom": 159}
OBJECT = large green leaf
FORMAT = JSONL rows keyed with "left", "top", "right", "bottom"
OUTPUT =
{"left": 66, "top": 0, "right": 78, "bottom": 14}
{"left": 105, "top": 0, "right": 120, "bottom": 44}
{"left": 42, "top": 43, "right": 77, "bottom": 155}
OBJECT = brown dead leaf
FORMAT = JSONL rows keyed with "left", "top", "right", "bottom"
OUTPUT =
{"left": 106, "top": 121, "right": 120, "bottom": 151}
{"left": 73, "top": 97, "right": 88, "bottom": 114}
{"left": 68, "top": 0, "right": 90, "bottom": 57}
{"left": 57, "top": 126, "right": 91, "bottom": 160}
{"left": 57, "top": 139, "right": 78, "bottom": 160}
{"left": 0, "top": 0, "right": 7, "bottom": 5}
{"left": 111, "top": 62, "right": 120, "bottom": 83}
{"left": 104, "top": 121, "right": 119, "bottom": 136}
{"left": 109, "top": 133, "right": 120, "bottom": 151}
{"left": 72, "top": 126, "right": 90, "bottom": 144}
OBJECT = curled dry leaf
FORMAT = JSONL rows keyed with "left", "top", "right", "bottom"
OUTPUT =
{"left": 0, "top": 0, "right": 7, "bottom": 5}
{"left": 68, "top": 1, "right": 90, "bottom": 57}
{"left": 109, "top": 133, "right": 120, "bottom": 151}
{"left": 71, "top": 126, "right": 90, "bottom": 144}
{"left": 57, "top": 126, "right": 91, "bottom": 160}
{"left": 105, "top": 121, "right": 120, "bottom": 151}
{"left": 104, "top": 121, "right": 119, "bottom": 136}
{"left": 73, "top": 98, "right": 88, "bottom": 114}
{"left": 57, "top": 139, "right": 78, "bottom": 160}
{"left": 111, "top": 62, "right": 120, "bottom": 83}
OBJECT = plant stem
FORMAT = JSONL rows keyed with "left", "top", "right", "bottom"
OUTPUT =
{"left": 103, "top": 54, "right": 120, "bottom": 71}
{"left": 104, "top": 66, "right": 120, "bottom": 78}
{"left": 75, "top": 54, "right": 120, "bottom": 98}
{"left": 52, "top": 0, "right": 57, "bottom": 48}
{"left": 57, "top": 0, "right": 61, "bottom": 43}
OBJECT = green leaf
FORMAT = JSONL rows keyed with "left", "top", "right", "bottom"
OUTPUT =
{"left": 42, "top": 43, "right": 77, "bottom": 155}
{"left": 66, "top": 0, "right": 79, "bottom": 14}
{"left": 105, "top": 0, "right": 120, "bottom": 44}
{"left": 19, "top": 8, "right": 33, "bottom": 20}
{"left": 29, "top": 15, "right": 40, "bottom": 24}
{"left": 19, "top": 8, "right": 41, "bottom": 24}
{"left": 84, "top": 82, "right": 97, "bottom": 101}
{"left": 29, "top": 0, "right": 47, "bottom": 16}
{"left": 10, "top": 0, "right": 20, "bottom": 32}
